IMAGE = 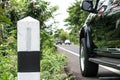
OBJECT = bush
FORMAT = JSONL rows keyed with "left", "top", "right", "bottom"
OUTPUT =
{"left": 0, "top": 34, "right": 17, "bottom": 80}
{"left": 40, "top": 49, "right": 68, "bottom": 80}
{"left": 0, "top": 54, "right": 17, "bottom": 80}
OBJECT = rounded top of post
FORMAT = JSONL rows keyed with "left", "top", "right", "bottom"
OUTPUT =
{"left": 18, "top": 16, "right": 39, "bottom": 23}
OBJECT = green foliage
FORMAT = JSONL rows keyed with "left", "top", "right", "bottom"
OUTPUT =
{"left": 59, "top": 30, "right": 69, "bottom": 42}
{"left": 40, "top": 49, "right": 67, "bottom": 80}
{"left": 69, "top": 34, "right": 79, "bottom": 44}
{"left": 65, "top": 0, "right": 88, "bottom": 44}
{"left": 0, "top": 2, "right": 17, "bottom": 79}
{"left": 66, "top": 0, "right": 88, "bottom": 28}
{"left": 54, "top": 29, "right": 69, "bottom": 42}
{"left": 25, "top": 0, "right": 58, "bottom": 29}
{"left": 0, "top": 35, "right": 17, "bottom": 79}
{"left": 0, "top": 27, "right": 17, "bottom": 80}
{"left": 41, "top": 29, "right": 57, "bottom": 55}
{"left": 0, "top": 54, "right": 17, "bottom": 80}
{"left": 54, "top": 29, "right": 63, "bottom": 39}
{"left": 4, "top": 0, "right": 28, "bottom": 25}
{"left": 0, "top": 16, "right": 11, "bottom": 25}
{"left": 0, "top": 9, "right": 11, "bottom": 24}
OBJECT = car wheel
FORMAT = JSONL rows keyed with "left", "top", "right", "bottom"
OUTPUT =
{"left": 80, "top": 38, "right": 98, "bottom": 77}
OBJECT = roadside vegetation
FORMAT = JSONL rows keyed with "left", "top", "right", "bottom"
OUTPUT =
{"left": 41, "top": 48, "right": 68, "bottom": 79}
{"left": 0, "top": 0, "right": 71, "bottom": 80}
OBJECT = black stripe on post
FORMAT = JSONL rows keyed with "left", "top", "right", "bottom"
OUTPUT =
{"left": 18, "top": 51, "right": 40, "bottom": 72}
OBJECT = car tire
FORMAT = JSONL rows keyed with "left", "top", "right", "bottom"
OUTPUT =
{"left": 80, "top": 38, "right": 98, "bottom": 77}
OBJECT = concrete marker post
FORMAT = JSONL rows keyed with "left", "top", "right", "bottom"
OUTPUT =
{"left": 17, "top": 16, "right": 40, "bottom": 80}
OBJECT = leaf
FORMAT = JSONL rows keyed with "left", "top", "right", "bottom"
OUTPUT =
{"left": 0, "top": 8, "right": 5, "bottom": 14}
{"left": 0, "top": 16, "right": 11, "bottom": 24}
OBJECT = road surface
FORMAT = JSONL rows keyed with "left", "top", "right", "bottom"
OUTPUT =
{"left": 56, "top": 45, "right": 120, "bottom": 80}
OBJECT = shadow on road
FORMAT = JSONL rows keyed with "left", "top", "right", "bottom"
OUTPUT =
{"left": 65, "top": 65, "right": 120, "bottom": 80}
{"left": 72, "top": 71, "right": 120, "bottom": 80}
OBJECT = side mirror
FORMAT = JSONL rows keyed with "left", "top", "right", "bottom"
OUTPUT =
{"left": 81, "top": 0, "right": 99, "bottom": 13}
{"left": 81, "top": 1, "right": 93, "bottom": 12}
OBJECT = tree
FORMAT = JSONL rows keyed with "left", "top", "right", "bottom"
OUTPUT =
{"left": 54, "top": 29, "right": 69, "bottom": 42}
{"left": 60, "top": 30, "right": 69, "bottom": 42}
{"left": 65, "top": 0, "right": 88, "bottom": 44}
{"left": 54, "top": 29, "right": 63, "bottom": 39}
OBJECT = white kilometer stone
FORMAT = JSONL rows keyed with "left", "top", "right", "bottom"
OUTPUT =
{"left": 17, "top": 16, "right": 40, "bottom": 80}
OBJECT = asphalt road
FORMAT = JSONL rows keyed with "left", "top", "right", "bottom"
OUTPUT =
{"left": 56, "top": 45, "right": 120, "bottom": 80}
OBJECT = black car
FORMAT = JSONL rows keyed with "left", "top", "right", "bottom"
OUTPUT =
{"left": 79, "top": 0, "right": 120, "bottom": 77}
{"left": 56, "top": 40, "right": 62, "bottom": 45}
